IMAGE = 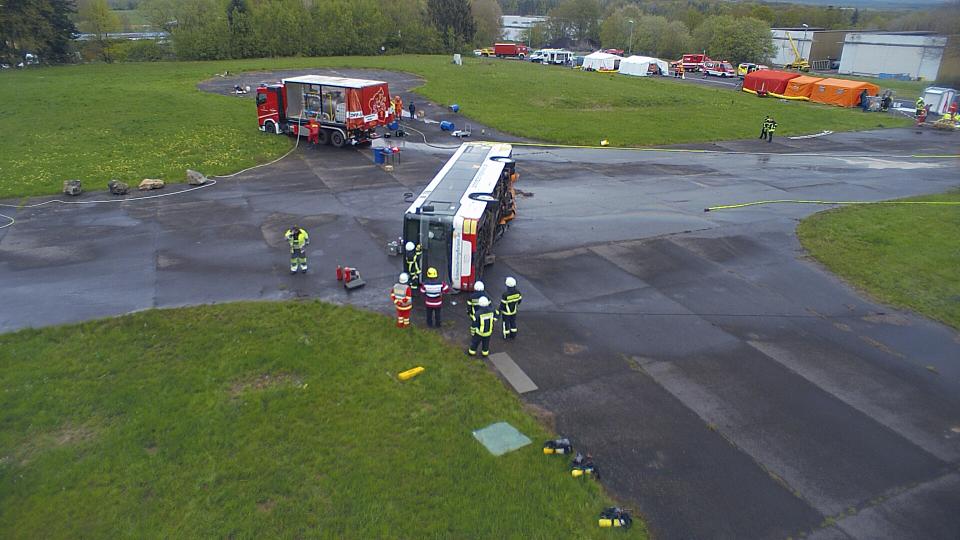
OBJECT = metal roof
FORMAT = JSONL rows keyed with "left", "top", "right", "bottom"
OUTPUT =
{"left": 282, "top": 75, "right": 387, "bottom": 88}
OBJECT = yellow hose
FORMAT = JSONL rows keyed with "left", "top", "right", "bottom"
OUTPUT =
{"left": 704, "top": 200, "right": 960, "bottom": 212}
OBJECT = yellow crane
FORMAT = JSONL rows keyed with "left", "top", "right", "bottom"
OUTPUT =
{"left": 783, "top": 31, "right": 811, "bottom": 72}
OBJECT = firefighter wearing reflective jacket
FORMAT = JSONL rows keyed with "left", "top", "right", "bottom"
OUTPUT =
{"left": 916, "top": 97, "right": 925, "bottom": 118}
{"left": 468, "top": 296, "right": 496, "bottom": 357}
{"left": 404, "top": 242, "right": 422, "bottom": 287}
{"left": 284, "top": 226, "right": 310, "bottom": 274}
{"left": 420, "top": 267, "right": 449, "bottom": 328}
{"left": 466, "top": 281, "right": 491, "bottom": 336}
{"left": 498, "top": 276, "right": 523, "bottom": 339}
{"left": 390, "top": 272, "right": 413, "bottom": 328}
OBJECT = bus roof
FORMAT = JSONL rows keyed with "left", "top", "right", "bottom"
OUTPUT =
{"left": 405, "top": 142, "right": 512, "bottom": 219}
{"left": 282, "top": 75, "right": 388, "bottom": 89}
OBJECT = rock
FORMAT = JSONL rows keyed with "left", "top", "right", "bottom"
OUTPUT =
{"left": 107, "top": 179, "right": 129, "bottom": 196}
{"left": 186, "top": 169, "right": 208, "bottom": 186}
{"left": 62, "top": 179, "right": 82, "bottom": 196}
{"left": 138, "top": 178, "right": 165, "bottom": 191}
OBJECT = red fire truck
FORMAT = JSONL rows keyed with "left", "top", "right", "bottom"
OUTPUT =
{"left": 256, "top": 75, "right": 395, "bottom": 147}
{"left": 672, "top": 53, "right": 711, "bottom": 72}
{"left": 494, "top": 43, "right": 529, "bottom": 59}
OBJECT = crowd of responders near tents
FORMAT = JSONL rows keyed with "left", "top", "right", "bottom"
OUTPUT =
{"left": 741, "top": 69, "right": 881, "bottom": 107}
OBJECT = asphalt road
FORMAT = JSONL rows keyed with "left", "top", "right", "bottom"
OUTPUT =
{"left": 2, "top": 70, "right": 959, "bottom": 539}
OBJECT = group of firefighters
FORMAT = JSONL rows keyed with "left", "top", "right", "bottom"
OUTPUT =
{"left": 392, "top": 241, "right": 523, "bottom": 357}
{"left": 282, "top": 230, "right": 522, "bottom": 358}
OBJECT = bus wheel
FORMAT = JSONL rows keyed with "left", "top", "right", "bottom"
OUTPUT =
{"left": 331, "top": 130, "right": 346, "bottom": 148}
{"left": 316, "top": 129, "right": 330, "bottom": 145}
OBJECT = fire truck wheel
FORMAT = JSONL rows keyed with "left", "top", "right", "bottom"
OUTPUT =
{"left": 262, "top": 120, "right": 276, "bottom": 134}
{"left": 330, "top": 131, "right": 346, "bottom": 148}
{"left": 316, "top": 129, "right": 330, "bottom": 145}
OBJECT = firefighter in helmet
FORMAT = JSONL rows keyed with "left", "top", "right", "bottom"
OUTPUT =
{"left": 390, "top": 272, "right": 413, "bottom": 328}
{"left": 466, "top": 281, "right": 491, "bottom": 336}
{"left": 498, "top": 276, "right": 523, "bottom": 339}
{"left": 468, "top": 296, "right": 496, "bottom": 357}
{"left": 419, "top": 267, "right": 449, "bottom": 328}
{"left": 404, "top": 242, "right": 422, "bottom": 287}
{"left": 284, "top": 225, "right": 310, "bottom": 274}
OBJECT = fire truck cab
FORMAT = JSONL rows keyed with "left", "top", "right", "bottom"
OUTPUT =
{"left": 256, "top": 75, "right": 394, "bottom": 147}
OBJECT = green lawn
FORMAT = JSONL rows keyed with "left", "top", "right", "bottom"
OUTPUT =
{"left": 0, "top": 55, "right": 910, "bottom": 199}
{"left": 798, "top": 190, "right": 960, "bottom": 329}
{"left": 0, "top": 302, "right": 642, "bottom": 538}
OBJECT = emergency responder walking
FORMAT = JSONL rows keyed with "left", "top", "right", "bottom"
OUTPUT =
{"left": 916, "top": 96, "right": 925, "bottom": 118}
{"left": 760, "top": 116, "right": 777, "bottom": 142}
{"left": 390, "top": 272, "right": 413, "bottom": 328}
{"left": 420, "top": 267, "right": 450, "bottom": 328}
{"left": 284, "top": 226, "right": 309, "bottom": 274}
{"left": 466, "top": 281, "right": 490, "bottom": 336}
{"left": 468, "top": 296, "right": 496, "bottom": 357}
{"left": 498, "top": 276, "right": 523, "bottom": 339}
{"left": 404, "top": 242, "right": 422, "bottom": 287}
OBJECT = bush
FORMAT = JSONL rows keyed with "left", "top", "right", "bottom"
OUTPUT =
{"left": 115, "top": 40, "right": 172, "bottom": 62}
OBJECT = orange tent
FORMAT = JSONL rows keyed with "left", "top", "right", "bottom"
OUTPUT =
{"left": 783, "top": 75, "right": 825, "bottom": 100}
{"left": 809, "top": 78, "right": 880, "bottom": 107}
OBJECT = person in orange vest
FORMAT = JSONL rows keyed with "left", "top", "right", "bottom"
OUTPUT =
{"left": 390, "top": 272, "right": 413, "bottom": 328}
{"left": 393, "top": 95, "right": 403, "bottom": 122}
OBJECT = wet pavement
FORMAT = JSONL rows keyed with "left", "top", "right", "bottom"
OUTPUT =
{"left": 2, "top": 69, "right": 960, "bottom": 540}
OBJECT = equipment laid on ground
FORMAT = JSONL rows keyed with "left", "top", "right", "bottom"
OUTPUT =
{"left": 62, "top": 179, "right": 82, "bottom": 196}
{"left": 440, "top": 121, "right": 455, "bottom": 131}
{"left": 403, "top": 142, "right": 518, "bottom": 292}
{"left": 336, "top": 265, "right": 367, "bottom": 289}
{"left": 783, "top": 32, "right": 811, "bottom": 72}
{"left": 256, "top": 75, "right": 395, "bottom": 148}
{"left": 451, "top": 125, "right": 472, "bottom": 138}
{"left": 398, "top": 366, "right": 425, "bottom": 380}
{"left": 598, "top": 507, "right": 633, "bottom": 529}
{"left": 493, "top": 42, "right": 529, "bottom": 59}
{"left": 543, "top": 438, "right": 573, "bottom": 455}
{"left": 571, "top": 452, "right": 600, "bottom": 478}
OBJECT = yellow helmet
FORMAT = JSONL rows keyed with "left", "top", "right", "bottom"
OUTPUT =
{"left": 426, "top": 267, "right": 438, "bottom": 279}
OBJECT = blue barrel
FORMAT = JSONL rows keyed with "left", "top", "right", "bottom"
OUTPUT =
{"left": 440, "top": 121, "right": 455, "bottom": 131}
{"left": 450, "top": 104, "right": 460, "bottom": 113}
{"left": 373, "top": 148, "right": 385, "bottom": 164}
{"left": 388, "top": 120, "right": 399, "bottom": 130}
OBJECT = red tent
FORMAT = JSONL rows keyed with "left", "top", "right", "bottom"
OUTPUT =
{"left": 743, "top": 70, "right": 801, "bottom": 95}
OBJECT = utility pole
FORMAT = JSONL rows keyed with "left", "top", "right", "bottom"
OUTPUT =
{"left": 628, "top": 19, "right": 635, "bottom": 56}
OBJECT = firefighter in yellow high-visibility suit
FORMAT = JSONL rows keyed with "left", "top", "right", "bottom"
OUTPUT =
{"left": 284, "top": 226, "right": 310, "bottom": 274}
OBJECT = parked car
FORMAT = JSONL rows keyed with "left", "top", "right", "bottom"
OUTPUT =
{"left": 736, "top": 63, "right": 769, "bottom": 78}
{"left": 703, "top": 60, "right": 737, "bottom": 77}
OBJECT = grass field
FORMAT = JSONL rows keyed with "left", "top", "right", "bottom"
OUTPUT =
{"left": 0, "top": 55, "right": 911, "bottom": 199}
{"left": 798, "top": 190, "right": 960, "bottom": 329}
{"left": 0, "top": 301, "right": 642, "bottom": 538}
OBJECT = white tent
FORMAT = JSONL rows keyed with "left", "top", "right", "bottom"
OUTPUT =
{"left": 618, "top": 55, "right": 669, "bottom": 77}
{"left": 582, "top": 51, "right": 622, "bottom": 71}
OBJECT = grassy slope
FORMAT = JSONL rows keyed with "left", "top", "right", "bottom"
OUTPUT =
{"left": 798, "top": 190, "right": 960, "bottom": 329}
{"left": 0, "top": 302, "right": 642, "bottom": 538}
{"left": 0, "top": 56, "right": 910, "bottom": 199}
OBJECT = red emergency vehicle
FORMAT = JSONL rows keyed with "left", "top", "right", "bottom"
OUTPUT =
{"left": 494, "top": 43, "right": 529, "bottom": 59}
{"left": 256, "top": 75, "right": 394, "bottom": 147}
{"left": 674, "top": 54, "right": 710, "bottom": 72}
{"left": 703, "top": 60, "right": 736, "bottom": 78}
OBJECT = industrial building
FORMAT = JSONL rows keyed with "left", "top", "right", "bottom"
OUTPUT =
{"left": 838, "top": 32, "right": 948, "bottom": 81}
{"left": 500, "top": 16, "right": 548, "bottom": 42}
{"left": 770, "top": 28, "right": 819, "bottom": 67}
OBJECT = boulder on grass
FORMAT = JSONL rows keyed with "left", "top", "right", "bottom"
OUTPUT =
{"left": 186, "top": 169, "right": 208, "bottom": 186}
{"left": 108, "top": 179, "right": 129, "bottom": 196}
{"left": 63, "top": 179, "right": 82, "bottom": 196}
{"left": 138, "top": 178, "right": 165, "bottom": 191}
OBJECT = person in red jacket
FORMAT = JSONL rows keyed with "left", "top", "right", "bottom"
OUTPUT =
{"left": 390, "top": 272, "right": 413, "bottom": 328}
{"left": 419, "top": 267, "right": 449, "bottom": 328}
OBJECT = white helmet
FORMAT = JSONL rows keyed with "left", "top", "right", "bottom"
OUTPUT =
{"left": 474, "top": 281, "right": 485, "bottom": 292}
{"left": 399, "top": 272, "right": 409, "bottom": 284}
{"left": 505, "top": 277, "right": 517, "bottom": 288}
{"left": 478, "top": 296, "right": 491, "bottom": 307}
{"left": 405, "top": 241, "right": 415, "bottom": 251}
